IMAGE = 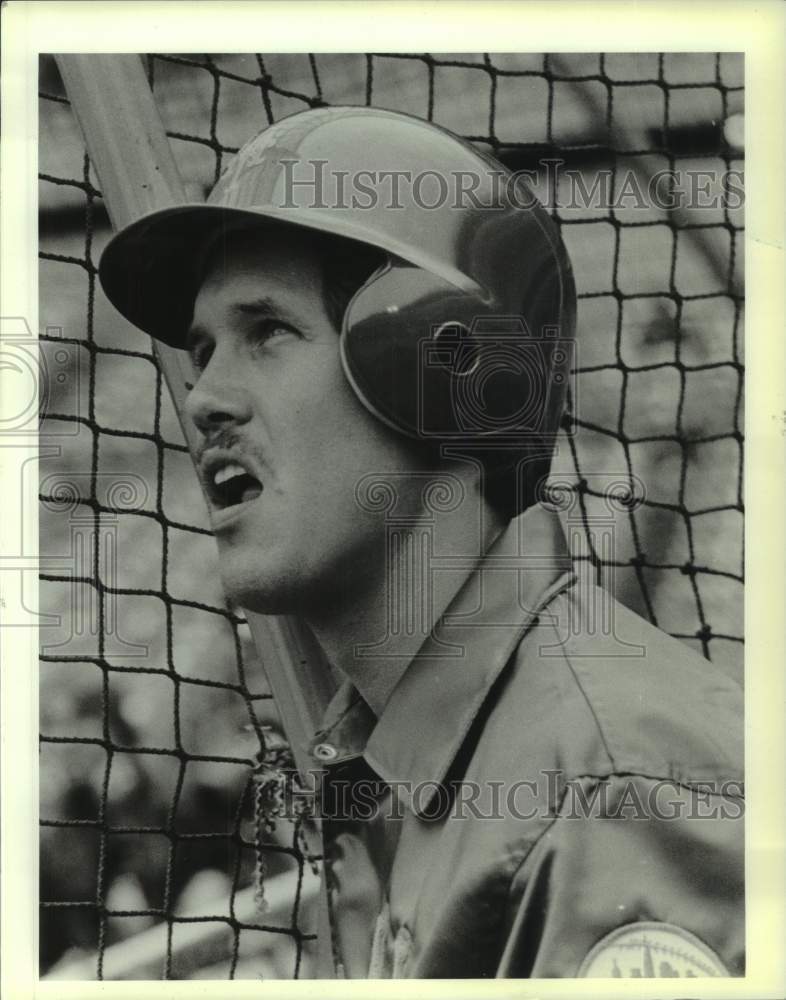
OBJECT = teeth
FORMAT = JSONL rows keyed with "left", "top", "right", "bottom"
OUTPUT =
{"left": 213, "top": 462, "right": 247, "bottom": 486}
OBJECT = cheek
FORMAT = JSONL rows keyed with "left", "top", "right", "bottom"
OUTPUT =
{"left": 263, "top": 346, "right": 423, "bottom": 522}
{"left": 274, "top": 356, "right": 374, "bottom": 469}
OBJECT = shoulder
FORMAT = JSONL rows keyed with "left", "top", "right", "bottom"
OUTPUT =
{"left": 487, "top": 577, "right": 743, "bottom": 791}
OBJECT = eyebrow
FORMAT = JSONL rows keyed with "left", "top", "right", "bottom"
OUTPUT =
{"left": 185, "top": 295, "right": 303, "bottom": 352}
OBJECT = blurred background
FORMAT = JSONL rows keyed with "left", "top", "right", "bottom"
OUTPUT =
{"left": 38, "top": 52, "right": 744, "bottom": 979}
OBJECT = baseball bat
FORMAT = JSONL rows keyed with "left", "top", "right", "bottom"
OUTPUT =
{"left": 55, "top": 53, "right": 338, "bottom": 978}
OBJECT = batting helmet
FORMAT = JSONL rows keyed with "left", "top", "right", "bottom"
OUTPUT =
{"left": 99, "top": 106, "right": 576, "bottom": 514}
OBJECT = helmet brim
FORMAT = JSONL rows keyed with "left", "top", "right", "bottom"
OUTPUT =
{"left": 99, "top": 201, "right": 478, "bottom": 349}
{"left": 98, "top": 204, "right": 350, "bottom": 348}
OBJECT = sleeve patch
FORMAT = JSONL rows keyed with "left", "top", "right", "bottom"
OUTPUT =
{"left": 578, "top": 922, "right": 729, "bottom": 978}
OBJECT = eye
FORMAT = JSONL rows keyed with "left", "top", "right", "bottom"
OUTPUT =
{"left": 190, "top": 340, "right": 214, "bottom": 372}
{"left": 249, "top": 320, "right": 299, "bottom": 350}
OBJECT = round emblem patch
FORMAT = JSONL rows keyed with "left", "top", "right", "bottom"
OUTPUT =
{"left": 578, "top": 922, "right": 729, "bottom": 978}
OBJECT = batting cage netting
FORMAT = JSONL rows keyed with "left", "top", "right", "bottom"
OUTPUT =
{"left": 39, "top": 52, "right": 744, "bottom": 979}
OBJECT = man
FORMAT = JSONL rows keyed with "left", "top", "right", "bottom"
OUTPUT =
{"left": 99, "top": 106, "right": 744, "bottom": 979}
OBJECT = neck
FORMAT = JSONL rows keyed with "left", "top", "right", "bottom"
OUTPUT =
{"left": 305, "top": 477, "right": 505, "bottom": 716}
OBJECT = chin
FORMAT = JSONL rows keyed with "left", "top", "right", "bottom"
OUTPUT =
{"left": 216, "top": 533, "right": 366, "bottom": 617}
{"left": 220, "top": 568, "right": 293, "bottom": 615}
{"left": 217, "top": 548, "right": 309, "bottom": 615}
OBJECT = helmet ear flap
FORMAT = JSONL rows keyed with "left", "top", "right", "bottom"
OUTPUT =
{"left": 341, "top": 258, "right": 573, "bottom": 441}
{"left": 340, "top": 261, "right": 491, "bottom": 440}
{"left": 340, "top": 254, "right": 575, "bottom": 520}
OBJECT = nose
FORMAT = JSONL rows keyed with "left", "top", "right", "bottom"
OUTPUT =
{"left": 184, "top": 347, "right": 253, "bottom": 436}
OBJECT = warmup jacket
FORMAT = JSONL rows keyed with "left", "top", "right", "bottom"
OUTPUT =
{"left": 306, "top": 503, "right": 745, "bottom": 978}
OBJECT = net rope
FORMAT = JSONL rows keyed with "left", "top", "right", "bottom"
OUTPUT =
{"left": 39, "top": 51, "right": 744, "bottom": 979}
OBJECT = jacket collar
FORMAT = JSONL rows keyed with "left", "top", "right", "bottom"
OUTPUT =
{"left": 309, "top": 504, "right": 576, "bottom": 817}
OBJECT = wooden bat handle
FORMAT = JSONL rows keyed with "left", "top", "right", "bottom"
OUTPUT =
{"left": 56, "top": 53, "right": 338, "bottom": 976}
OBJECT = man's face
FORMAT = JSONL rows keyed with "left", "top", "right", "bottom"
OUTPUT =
{"left": 185, "top": 227, "right": 425, "bottom": 615}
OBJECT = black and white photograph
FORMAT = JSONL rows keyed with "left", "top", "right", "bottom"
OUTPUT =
{"left": 1, "top": 2, "right": 784, "bottom": 991}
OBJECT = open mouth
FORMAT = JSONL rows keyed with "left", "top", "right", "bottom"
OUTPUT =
{"left": 206, "top": 460, "right": 264, "bottom": 511}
